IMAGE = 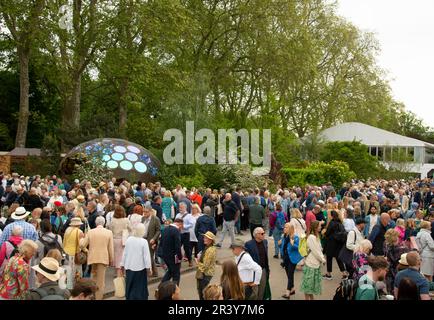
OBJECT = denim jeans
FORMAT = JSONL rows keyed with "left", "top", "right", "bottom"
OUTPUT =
{"left": 219, "top": 220, "right": 235, "bottom": 246}
{"left": 272, "top": 228, "right": 283, "bottom": 256}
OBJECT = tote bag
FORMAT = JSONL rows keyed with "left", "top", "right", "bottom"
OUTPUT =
{"left": 113, "top": 276, "right": 126, "bottom": 298}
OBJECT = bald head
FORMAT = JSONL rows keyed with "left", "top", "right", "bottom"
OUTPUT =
{"left": 380, "top": 212, "right": 390, "bottom": 226}
{"left": 406, "top": 251, "right": 421, "bottom": 268}
{"left": 225, "top": 193, "right": 232, "bottom": 201}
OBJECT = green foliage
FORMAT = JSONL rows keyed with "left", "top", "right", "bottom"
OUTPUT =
{"left": 73, "top": 156, "right": 113, "bottom": 187}
{"left": 320, "top": 141, "right": 380, "bottom": 178}
{"left": 283, "top": 160, "right": 356, "bottom": 188}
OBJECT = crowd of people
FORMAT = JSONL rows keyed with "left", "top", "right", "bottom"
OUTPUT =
{"left": 0, "top": 171, "right": 433, "bottom": 300}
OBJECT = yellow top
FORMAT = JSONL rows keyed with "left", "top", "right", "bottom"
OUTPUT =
{"left": 63, "top": 227, "right": 83, "bottom": 256}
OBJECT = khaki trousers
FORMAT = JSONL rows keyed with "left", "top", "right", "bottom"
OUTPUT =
{"left": 91, "top": 263, "right": 107, "bottom": 300}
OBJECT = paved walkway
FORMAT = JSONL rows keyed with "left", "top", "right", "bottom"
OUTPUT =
{"left": 104, "top": 231, "right": 343, "bottom": 300}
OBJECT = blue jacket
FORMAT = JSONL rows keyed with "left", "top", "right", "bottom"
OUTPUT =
{"left": 195, "top": 214, "right": 217, "bottom": 239}
{"left": 280, "top": 235, "right": 303, "bottom": 265}
{"left": 244, "top": 239, "right": 269, "bottom": 274}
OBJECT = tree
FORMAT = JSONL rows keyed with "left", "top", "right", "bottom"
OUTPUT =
{"left": 320, "top": 140, "right": 380, "bottom": 178}
{"left": 0, "top": 0, "right": 45, "bottom": 147}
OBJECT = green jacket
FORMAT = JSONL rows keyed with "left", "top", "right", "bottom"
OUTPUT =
{"left": 249, "top": 204, "right": 265, "bottom": 225}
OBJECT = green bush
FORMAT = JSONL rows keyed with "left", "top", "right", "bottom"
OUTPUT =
{"left": 282, "top": 160, "right": 356, "bottom": 188}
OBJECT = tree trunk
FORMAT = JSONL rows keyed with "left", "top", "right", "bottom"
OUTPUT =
{"left": 118, "top": 79, "right": 129, "bottom": 138}
{"left": 60, "top": 73, "right": 82, "bottom": 152}
{"left": 15, "top": 48, "right": 30, "bottom": 148}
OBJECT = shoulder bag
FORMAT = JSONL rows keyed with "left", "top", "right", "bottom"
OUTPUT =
{"left": 74, "top": 229, "right": 87, "bottom": 265}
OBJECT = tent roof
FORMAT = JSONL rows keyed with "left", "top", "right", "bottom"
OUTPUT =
{"left": 319, "top": 122, "right": 434, "bottom": 148}
{"left": 7, "top": 148, "right": 41, "bottom": 156}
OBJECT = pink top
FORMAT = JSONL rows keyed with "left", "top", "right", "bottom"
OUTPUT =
{"left": 305, "top": 210, "right": 317, "bottom": 233}
{"left": 395, "top": 225, "right": 405, "bottom": 244}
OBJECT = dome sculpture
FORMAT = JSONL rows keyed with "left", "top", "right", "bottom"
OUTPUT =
{"left": 60, "top": 138, "right": 160, "bottom": 182}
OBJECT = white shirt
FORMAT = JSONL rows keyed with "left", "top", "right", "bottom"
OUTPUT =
{"left": 121, "top": 237, "right": 152, "bottom": 271}
{"left": 343, "top": 218, "right": 356, "bottom": 233}
{"left": 346, "top": 226, "right": 364, "bottom": 251}
{"left": 189, "top": 214, "right": 201, "bottom": 242}
{"left": 48, "top": 195, "right": 64, "bottom": 208}
{"left": 235, "top": 251, "right": 262, "bottom": 285}
{"left": 105, "top": 211, "right": 114, "bottom": 228}
{"left": 175, "top": 212, "right": 195, "bottom": 234}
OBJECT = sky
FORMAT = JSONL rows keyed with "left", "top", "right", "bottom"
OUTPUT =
{"left": 336, "top": 0, "right": 434, "bottom": 128}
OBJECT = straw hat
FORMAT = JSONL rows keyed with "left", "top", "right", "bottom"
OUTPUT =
{"left": 70, "top": 217, "right": 83, "bottom": 226}
{"left": 32, "top": 257, "right": 61, "bottom": 282}
{"left": 203, "top": 231, "right": 216, "bottom": 242}
{"left": 11, "top": 207, "right": 31, "bottom": 220}
{"left": 399, "top": 253, "right": 408, "bottom": 266}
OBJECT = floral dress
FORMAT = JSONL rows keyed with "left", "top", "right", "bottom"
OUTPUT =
{"left": 352, "top": 252, "right": 369, "bottom": 282}
{"left": 0, "top": 254, "right": 30, "bottom": 300}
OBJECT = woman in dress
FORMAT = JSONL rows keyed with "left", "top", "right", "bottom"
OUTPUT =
{"left": 300, "top": 220, "right": 325, "bottom": 300}
{"left": 121, "top": 223, "right": 152, "bottom": 300}
{"left": 109, "top": 205, "right": 131, "bottom": 278}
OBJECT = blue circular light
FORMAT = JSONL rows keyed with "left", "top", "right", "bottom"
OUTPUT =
{"left": 134, "top": 162, "right": 147, "bottom": 173}
{"left": 125, "top": 152, "right": 138, "bottom": 161}
{"left": 112, "top": 153, "right": 124, "bottom": 161}
{"left": 102, "top": 155, "right": 111, "bottom": 162}
{"left": 107, "top": 160, "right": 118, "bottom": 169}
{"left": 120, "top": 161, "right": 133, "bottom": 170}
{"left": 114, "top": 146, "right": 127, "bottom": 153}
{"left": 127, "top": 145, "right": 140, "bottom": 154}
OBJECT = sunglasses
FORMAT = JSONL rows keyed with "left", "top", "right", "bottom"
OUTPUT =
{"left": 259, "top": 232, "right": 265, "bottom": 235}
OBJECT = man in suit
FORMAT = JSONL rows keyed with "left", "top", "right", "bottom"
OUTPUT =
{"left": 142, "top": 204, "right": 161, "bottom": 277}
{"left": 244, "top": 227, "right": 270, "bottom": 300}
{"left": 80, "top": 216, "right": 114, "bottom": 300}
{"left": 159, "top": 218, "right": 183, "bottom": 285}
{"left": 86, "top": 201, "right": 98, "bottom": 229}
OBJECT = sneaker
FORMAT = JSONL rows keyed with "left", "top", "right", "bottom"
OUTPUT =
{"left": 322, "top": 274, "right": 333, "bottom": 280}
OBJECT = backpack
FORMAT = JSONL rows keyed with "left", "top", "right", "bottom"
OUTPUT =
{"left": 275, "top": 212, "right": 286, "bottom": 231}
{"left": 39, "top": 234, "right": 64, "bottom": 257}
{"left": 298, "top": 236, "right": 308, "bottom": 257}
{"left": 333, "top": 223, "right": 348, "bottom": 243}
{"left": 31, "top": 287, "right": 66, "bottom": 300}
{"left": 0, "top": 241, "right": 19, "bottom": 275}
{"left": 333, "top": 278, "right": 358, "bottom": 301}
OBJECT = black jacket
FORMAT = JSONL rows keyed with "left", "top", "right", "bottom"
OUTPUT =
{"left": 325, "top": 219, "right": 345, "bottom": 257}
{"left": 158, "top": 225, "right": 182, "bottom": 264}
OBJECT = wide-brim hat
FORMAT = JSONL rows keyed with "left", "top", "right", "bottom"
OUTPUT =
{"left": 399, "top": 253, "right": 408, "bottom": 266}
{"left": 230, "top": 238, "right": 245, "bottom": 249}
{"left": 202, "top": 231, "right": 216, "bottom": 242}
{"left": 70, "top": 217, "right": 83, "bottom": 226}
{"left": 11, "top": 207, "right": 31, "bottom": 220}
{"left": 32, "top": 257, "right": 61, "bottom": 282}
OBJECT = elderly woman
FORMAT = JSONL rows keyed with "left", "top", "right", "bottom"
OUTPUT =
{"left": 416, "top": 221, "right": 434, "bottom": 281}
{"left": 195, "top": 231, "right": 217, "bottom": 300}
{"left": 384, "top": 228, "right": 408, "bottom": 293}
{"left": 121, "top": 223, "right": 152, "bottom": 300}
{"left": 63, "top": 217, "right": 85, "bottom": 287}
{"left": 0, "top": 225, "right": 24, "bottom": 273}
{"left": 0, "top": 239, "right": 38, "bottom": 299}
{"left": 108, "top": 205, "right": 131, "bottom": 278}
{"left": 352, "top": 239, "right": 372, "bottom": 282}
{"left": 190, "top": 203, "right": 202, "bottom": 259}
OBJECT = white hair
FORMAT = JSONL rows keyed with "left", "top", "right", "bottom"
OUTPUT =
{"left": 12, "top": 225, "right": 23, "bottom": 236}
{"left": 132, "top": 223, "right": 146, "bottom": 238}
{"left": 253, "top": 227, "right": 264, "bottom": 237}
{"left": 95, "top": 216, "right": 105, "bottom": 226}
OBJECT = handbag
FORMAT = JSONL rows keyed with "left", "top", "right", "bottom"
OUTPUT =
{"left": 195, "top": 269, "right": 204, "bottom": 280}
{"left": 121, "top": 229, "right": 129, "bottom": 246}
{"left": 113, "top": 276, "right": 126, "bottom": 298}
{"left": 338, "top": 230, "right": 356, "bottom": 266}
{"left": 74, "top": 229, "right": 87, "bottom": 265}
